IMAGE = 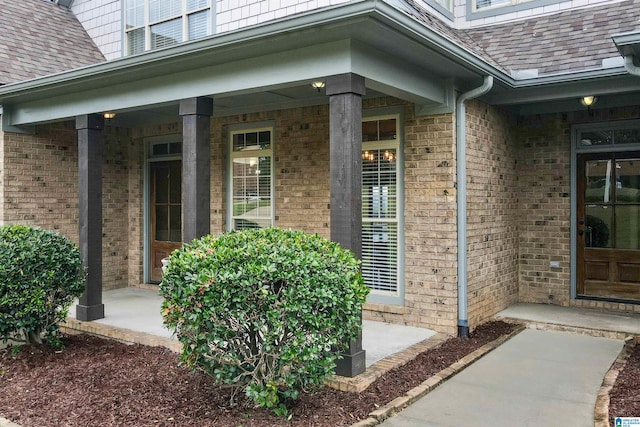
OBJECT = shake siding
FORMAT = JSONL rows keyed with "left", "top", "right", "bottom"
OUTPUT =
{"left": 71, "top": 0, "right": 121, "bottom": 60}
{"left": 216, "top": 0, "right": 349, "bottom": 32}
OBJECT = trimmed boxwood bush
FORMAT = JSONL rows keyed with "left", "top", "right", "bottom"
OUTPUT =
{"left": 160, "top": 228, "right": 369, "bottom": 414}
{"left": 0, "top": 225, "right": 85, "bottom": 347}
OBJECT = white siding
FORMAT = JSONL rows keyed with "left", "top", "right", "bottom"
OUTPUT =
{"left": 72, "top": 0, "right": 122, "bottom": 60}
{"left": 216, "top": 0, "right": 349, "bottom": 33}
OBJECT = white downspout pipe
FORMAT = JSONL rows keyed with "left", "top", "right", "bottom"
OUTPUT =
{"left": 455, "top": 75, "right": 493, "bottom": 338}
{"left": 624, "top": 55, "right": 640, "bottom": 77}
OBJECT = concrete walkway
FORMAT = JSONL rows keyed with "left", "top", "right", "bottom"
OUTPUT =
{"left": 380, "top": 328, "right": 624, "bottom": 427}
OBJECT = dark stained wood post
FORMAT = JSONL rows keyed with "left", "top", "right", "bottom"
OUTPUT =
{"left": 327, "top": 73, "right": 366, "bottom": 377}
{"left": 75, "top": 114, "right": 105, "bottom": 321}
{"left": 180, "top": 97, "right": 213, "bottom": 243}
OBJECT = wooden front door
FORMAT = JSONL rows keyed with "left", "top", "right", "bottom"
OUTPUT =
{"left": 577, "top": 152, "right": 640, "bottom": 301}
{"left": 150, "top": 161, "right": 182, "bottom": 283}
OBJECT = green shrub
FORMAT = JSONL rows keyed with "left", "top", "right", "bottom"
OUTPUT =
{"left": 0, "top": 225, "right": 85, "bottom": 347}
{"left": 160, "top": 228, "right": 369, "bottom": 414}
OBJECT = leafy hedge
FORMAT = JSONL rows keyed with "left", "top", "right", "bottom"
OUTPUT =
{"left": 160, "top": 228, "right": 369, "bottom": 414}
{"left": 0, "top": 225, "right": 85, "bottom": 347}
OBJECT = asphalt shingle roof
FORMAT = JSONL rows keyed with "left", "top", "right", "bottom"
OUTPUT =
{"left": 0, "top": 0, "right": 105, "bottom": 85}
{"left": 403, "top": 0, "right": 640, "bottom": 77}
{"left": 465, "top": 0, "right": 640, "bottom": 76}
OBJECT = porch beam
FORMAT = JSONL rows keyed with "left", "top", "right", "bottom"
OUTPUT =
{"left": 75, "top": 114, "right": 105, "bottom": 321}
{"left": 180, "top": 96, "right": 213, "bottom": 243}
{"left": 327, "top": 72, "right": 366, "bottom": 377}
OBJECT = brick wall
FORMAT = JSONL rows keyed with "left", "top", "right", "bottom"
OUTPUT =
{"left": 515, "top": 106, "right": 640, "bottom": 315}
{"left": 465, "top": 99, "right": 519, "bottom": 329}
{"left": 514, "top": 113, "right": 571, "bottom": 305}
{"left": 359, "top": 99, "right": 460, "bottom": 334}
{"left": 102, "top": 125, "right": 131, "bottom": 290}
{"left": 1, "top": 123, "right": 79, "bottom": 240}
{"left": 0, "top": 121, "right": 132, "bottom": 291}
{"left": 211, "top": 106, "right": 332, "bottom": 237}
{"left": 130, "top": 100, "right": 461, "bottom": 333}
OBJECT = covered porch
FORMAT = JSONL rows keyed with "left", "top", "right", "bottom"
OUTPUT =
{"left": 64, "top": 287, "right": 440, "bottom": 391}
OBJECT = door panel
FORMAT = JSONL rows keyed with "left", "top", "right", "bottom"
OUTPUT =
{"left": 150, "top": 161, "right": 182, "bottom": 283}
{"left": 577, "top": 152, "right": 640, "bottom": 301}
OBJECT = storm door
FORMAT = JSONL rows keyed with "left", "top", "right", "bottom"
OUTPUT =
{"left": 149, "top": 160, "right": 182, "bottom": 282}
{"left": 577, "top": 152, "right": 640, "bottom": 301}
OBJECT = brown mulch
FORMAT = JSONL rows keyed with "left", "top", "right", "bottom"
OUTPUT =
{"left": 0, "top": 321, "right": 517, "bottom": 427}
{"left": 609, "top": 341, "right": 640, "bottom": 424}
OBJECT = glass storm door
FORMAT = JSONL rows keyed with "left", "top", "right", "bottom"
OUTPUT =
{"left": 149, "top": 161, "right": 182, "bottom": 282}
{"left": 577, "top": 152, "right": 640, "bottom": 301}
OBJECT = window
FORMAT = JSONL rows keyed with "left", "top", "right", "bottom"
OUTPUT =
{"left": 433, "top": 0, "right": 452, "bottom": 11}
{"left": 474, "top": 0, "right": 532, "bottom": 11}
{"left": 362, "top": 116, "right": 402, "bottom": 302}
{"left": 229, "top": 127, "right": 274, "bottom": 230}
{"left": 125, "top": 0, "right": 212, "bottom": 55}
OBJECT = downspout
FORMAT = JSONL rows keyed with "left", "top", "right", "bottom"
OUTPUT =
{"left": 624, "top": 55, "right": 640, "bottom": 77}
{"left": 456, "top": 75, "right": 493, "bottom": 338}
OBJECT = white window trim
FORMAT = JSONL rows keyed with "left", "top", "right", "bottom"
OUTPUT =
{"left": 362, "top": 113, "right": 404, "bottom": 305}
{"left": 473, "top": 0, "right": 531, "bottom": 12}
{"left": 468, "top": 0, "right": 559, "bottom": 19}
{"left": 227, "top": 124, "right": 275, "bottom": 231}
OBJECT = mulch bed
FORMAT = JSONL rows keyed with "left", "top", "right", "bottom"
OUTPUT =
{"left": 609, "top": 341, "right": 640, "bottom": 424}
{"left": 1, "top": 321, "right": 516, "bottom": 427}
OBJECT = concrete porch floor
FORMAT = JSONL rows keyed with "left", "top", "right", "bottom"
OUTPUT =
{"left": 497, "top": 302, "right": 640, "bottom": 337}
{"left": 67, "top": 287, "right": 438, "bottom": 368}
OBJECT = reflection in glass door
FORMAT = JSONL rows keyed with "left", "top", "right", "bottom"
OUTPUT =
{"left": 577, "top": 152, "right": 640, "bottom": 301}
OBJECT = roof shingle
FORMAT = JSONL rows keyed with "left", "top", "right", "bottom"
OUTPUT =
{"left": 0, "top": 0, "right": 105, "bottom": 85}
{"left": 464, "top": 0, "right": 640, "bottom": 76}
{"left": 402, "top": 0, "right": 640, "bottom": 77}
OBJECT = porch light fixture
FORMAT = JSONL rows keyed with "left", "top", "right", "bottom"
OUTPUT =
{"left": 311, "top": 81, "right": 325, "bottom": 92}
{"left": 103, "top": 112, "right": 116, "bottom": 119}
{"left": 580, "top": 96, "right": 598, "bottom": 108}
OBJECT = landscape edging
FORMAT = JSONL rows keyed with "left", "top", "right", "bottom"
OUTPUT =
{"left": 349, "top": 323, "right": 526, "bottom": 427}
{"left": 593, "top": 336, "right": 638, "bottom": 427}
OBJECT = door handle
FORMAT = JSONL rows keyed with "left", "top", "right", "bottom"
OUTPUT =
{"left": 578, "top": 230, "right": 584, "bottom": 236}
{"left": 578, "top": 220, "right": 584, "bottom": 225}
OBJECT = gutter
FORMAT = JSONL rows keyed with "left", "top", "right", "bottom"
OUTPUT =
{"left": 624, "top": 55, "right": 640, "bottom": 77}
{"left": 456, "top": 75, "right": 493, "bottom": 338}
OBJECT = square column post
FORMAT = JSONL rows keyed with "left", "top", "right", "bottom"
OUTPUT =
{"left": 327, "top": 73, "right": 366, "bottom": 377}
{"left": 180, "top": 97, "right": 213, "bottom": 243}
{"left": 75, "top": 114, "right": 105, "bottom": 321}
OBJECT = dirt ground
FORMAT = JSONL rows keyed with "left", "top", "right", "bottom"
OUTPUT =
{"left": 1, "top": 321, "right": 634, "bottom": 427}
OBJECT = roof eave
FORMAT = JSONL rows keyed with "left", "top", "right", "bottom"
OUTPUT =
{"left": 0, "top": 0, "right": 514, "bottom": 103}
